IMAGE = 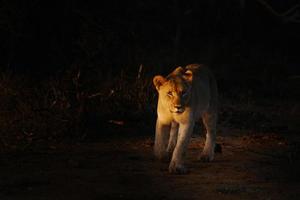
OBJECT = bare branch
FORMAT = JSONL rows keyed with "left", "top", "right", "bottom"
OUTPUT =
{"left": 256, "top": 0, "right": 300, "bottom": 23}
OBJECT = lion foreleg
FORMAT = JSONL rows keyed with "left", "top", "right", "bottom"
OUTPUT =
{"left": 154, "top": 119, "right": 171, "bottom": 160}
{"left": 167, "top": 122, "right": 178, "bottom": 154}
{"left": 169, "top": 122, "right": 194, "bottom": 174}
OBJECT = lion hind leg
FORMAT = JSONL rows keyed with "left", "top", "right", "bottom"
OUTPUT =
{"left": 200, "top": 111, "right": 217, "bottom": 162}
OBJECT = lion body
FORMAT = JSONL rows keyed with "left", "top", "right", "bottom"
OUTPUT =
{"left": 153, "top": 64, "right": 218, "bottom": 174}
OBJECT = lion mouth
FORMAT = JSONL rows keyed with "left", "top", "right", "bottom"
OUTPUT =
{"left": 170, "top": 108, "right": 185, "bottom": 114}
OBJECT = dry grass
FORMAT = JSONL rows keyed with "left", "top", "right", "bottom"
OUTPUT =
{"left": 0, "top": 67, "right": 157, "bottom": 151}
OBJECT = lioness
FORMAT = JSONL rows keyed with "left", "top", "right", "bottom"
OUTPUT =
{"left": 153, "top": 64, "right": 218, "bottom": 174}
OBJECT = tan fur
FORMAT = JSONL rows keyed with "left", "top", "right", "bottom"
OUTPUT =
{"left": 153, "top": 64, "right": 218, "bottom": 174}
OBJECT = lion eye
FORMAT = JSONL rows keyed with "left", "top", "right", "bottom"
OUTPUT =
{"left": 167, "top": 91, "right": 173, "bottom": 97}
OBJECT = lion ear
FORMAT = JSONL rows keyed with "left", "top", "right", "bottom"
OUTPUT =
{"left": 172, "top": 66, "right": 184, "bottom": 75}
{"left": 153, "top": 75, "right": 166, "bottom": 91}
{"left": 183, "top": 69, "right": 193, "bottom": 82}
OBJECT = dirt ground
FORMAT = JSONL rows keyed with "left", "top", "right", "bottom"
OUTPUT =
{"left": 0, "top": 127, "right": 299, "bottom": 200}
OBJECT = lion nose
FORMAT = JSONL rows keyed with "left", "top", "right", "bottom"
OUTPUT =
{"left": 174, "top": 105, "right": 182, "bottom": 109}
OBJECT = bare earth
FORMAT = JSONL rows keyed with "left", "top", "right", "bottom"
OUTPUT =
{"left": 0, "top": 128, "right": 299, "bottom": 200}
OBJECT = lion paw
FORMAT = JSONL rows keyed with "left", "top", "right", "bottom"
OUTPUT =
{"left": 168, "top": 162, "right": 188, "bottom": 174}
{"left": 154, "top": 151, "right": 169, "bottom": 162}
{"left": 199, "top": 152, "right": 214, "bottom": 162}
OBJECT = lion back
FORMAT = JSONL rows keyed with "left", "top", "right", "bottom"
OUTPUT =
{"left": 185, "top": 64, "right": 218, "bottom": 112}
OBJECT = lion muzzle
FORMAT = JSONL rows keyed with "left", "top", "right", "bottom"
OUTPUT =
{"left": 171, "top": 105, "right": 185, "bottom": 113}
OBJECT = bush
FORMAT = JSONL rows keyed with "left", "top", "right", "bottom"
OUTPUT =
{"left": 0, "top": 66, "right": 157, "bottom": 151}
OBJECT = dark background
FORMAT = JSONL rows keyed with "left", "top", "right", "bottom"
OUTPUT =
{"left": 0, "top": 1, "right": 300, "bottom": 199}
{"left": 1, "top": 1, "right": 299, "bottom": 73}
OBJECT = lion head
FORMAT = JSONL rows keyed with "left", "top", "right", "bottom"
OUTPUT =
{"left": 153, "top": 67, "right": 193, "bottom": 114}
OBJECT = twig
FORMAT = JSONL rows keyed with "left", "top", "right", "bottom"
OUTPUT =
{"left": 137, "top": 64, "right": 143, "bottom": 79}
{"left": 256, "top": 0, "right": 300, "bottom": 23}
{"left": 88, "top": 92, "right": 103, "bottom": 99}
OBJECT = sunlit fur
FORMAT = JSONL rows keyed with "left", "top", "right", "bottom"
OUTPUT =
{"left": 153, "top": 64, "right": 218, "bottom": 174}
{"left": 161, "top": 76, "right": 191, "bottom": 113}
